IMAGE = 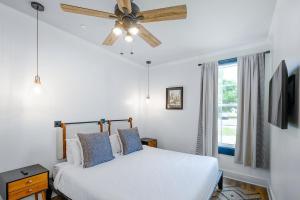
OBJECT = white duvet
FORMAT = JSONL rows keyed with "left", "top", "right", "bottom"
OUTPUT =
{"left": 54, "top": 146, "right": 219, "bottom": 200}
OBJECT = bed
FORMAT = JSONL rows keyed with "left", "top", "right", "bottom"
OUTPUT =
{"left": 51, "top": 118, "right": 223, "bottom": 200}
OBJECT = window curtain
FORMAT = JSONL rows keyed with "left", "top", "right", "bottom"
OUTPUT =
{"left": 196, "top": 61, "right": 218, "bottom": 157}
{"left": 235, "top": 53, "right": 269, "bottom": 168}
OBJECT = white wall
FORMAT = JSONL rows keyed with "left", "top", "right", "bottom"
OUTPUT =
{"left": 268, "top": 0, "right": 300, "bottom": 199}
{"left": 144, "top": 42, "right": 271, "bottom": 186}
{"left": 4, "top": 0, "right": 300, "bottom": 199}
{"left": 0, "top": 3, "right": 145, "bottom": 178}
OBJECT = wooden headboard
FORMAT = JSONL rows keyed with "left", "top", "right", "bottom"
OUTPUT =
{"left": 54, "top": 118, "right": 133, "bottom": 159}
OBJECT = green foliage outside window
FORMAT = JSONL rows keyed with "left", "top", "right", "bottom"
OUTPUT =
{"left": 221, "top": 80, "right": 237, "bottom": 112}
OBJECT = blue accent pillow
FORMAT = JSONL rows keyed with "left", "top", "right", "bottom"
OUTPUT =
{"left": 77, "top": 132, "right": 114, "bottom": 168}
{"left": 118, "top": 127, "right": 143, "bottom": 155}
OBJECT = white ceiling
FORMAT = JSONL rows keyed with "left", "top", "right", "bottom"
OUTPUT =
{"left": 0, "top": 0, "right": 276, "bottom": 66}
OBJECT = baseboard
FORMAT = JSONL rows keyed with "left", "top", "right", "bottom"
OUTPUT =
{"left": 267, "top": 185, "right": 276, "bottom": 200}
{"left": 221, "top": 168, "right": 269, "bottom": 187}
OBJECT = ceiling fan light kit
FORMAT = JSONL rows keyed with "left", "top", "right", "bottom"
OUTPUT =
{"left": 113, "top": 26, "right": 122, "bottom": 36}
{"left": 60, "top": 0, "right": 187, "bottom": 47}
{"left": 128, "top": 26, "right": 139, "bottom": 35}
{"left": 125, "top": 33, "right": 133, "bottom": 43}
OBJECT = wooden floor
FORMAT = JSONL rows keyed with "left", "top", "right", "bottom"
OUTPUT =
{"left": 52, "top": 177, "right": 269, "bottom": 200}
{"left": 212, "top": 177, "right": 269, "bottom": 200}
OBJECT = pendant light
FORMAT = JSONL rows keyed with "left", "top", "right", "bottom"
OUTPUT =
{"left": 31, "top": 2, "right": 44, "bottom": 93}
{"left": 146, "top": 60, "right": 151, "bottom": 102}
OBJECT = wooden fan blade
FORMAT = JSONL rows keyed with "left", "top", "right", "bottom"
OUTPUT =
{"left": 137, "top": 24, "right": 161, "bottom": 47}
{"left": 138, "top": 5, "right": 187, "bottom": 23}
{"left": 116, "top": 0, "right": 132, "bottom": 14}
{"left": 102, "top": 31, "right": 119, "bottom": 46}
{"left": 61, "top": 4, "right": 117, "bottom": 19}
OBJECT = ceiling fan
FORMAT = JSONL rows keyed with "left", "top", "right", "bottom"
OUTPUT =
{"left": 60, "top": 0, "right": 187, "bottom": 48}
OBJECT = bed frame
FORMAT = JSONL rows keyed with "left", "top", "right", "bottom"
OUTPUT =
{"left": 50, "top": 117, "right": 223, "bottom": 200}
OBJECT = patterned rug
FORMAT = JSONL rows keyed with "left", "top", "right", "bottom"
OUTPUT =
{"left": 211, "top": 186, "right": 263, "bottom": 200}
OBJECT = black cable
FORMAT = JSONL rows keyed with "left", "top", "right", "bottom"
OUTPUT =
{"left": 36, "top": 8, "right": 39, "bottom": 77}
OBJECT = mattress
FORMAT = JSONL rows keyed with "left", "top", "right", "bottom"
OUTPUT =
{"left": 54, "top": 146, "right": 219, "bottom": 200}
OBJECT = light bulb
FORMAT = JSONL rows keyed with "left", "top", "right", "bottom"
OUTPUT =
{"left": 128, "top": 26, "right": 139, "bottom": 35}
{"left": 125, "top": 34, "right": 133, "bottom": 43}
{"left": 33, "top": 75, "right": 42, "bottom": 94}
{"left": 113, "top": 27, "right": 122, "bottom": 36}
{"left": 146, "top": 96, "right": 150, "bottom": 104}
{"left": 33, "top": 83, "right": 42, "bottom": 94}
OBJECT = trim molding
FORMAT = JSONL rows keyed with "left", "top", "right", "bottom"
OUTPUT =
{"left": 221, "top": 168, "right": 269, "bottom": 187}
{"left": 151, "top": 41, "right": 271, "bottom": 69}
{"left": 267, "top": 185, "right": 276, "bottom": 200}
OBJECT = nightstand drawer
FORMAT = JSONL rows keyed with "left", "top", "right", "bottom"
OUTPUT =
{"left": 8, "top": 182, "right": 48, "bottom": 200}
{"left": 147, "top": 140, "right": 157, "bottom": 147}
{"left": 141, "top": 138, "right": 157, "bottom": 148}
{"left": 8, "top": 173, "right": 48, "bottom": 193}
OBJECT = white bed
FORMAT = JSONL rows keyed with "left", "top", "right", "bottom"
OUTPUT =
{"left": 53, "top": 146, "right": 220, "bottom": 200}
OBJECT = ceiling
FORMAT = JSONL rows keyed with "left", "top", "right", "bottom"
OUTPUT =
{"left": 0, "top": 0, "right": 276, "bottom": 66}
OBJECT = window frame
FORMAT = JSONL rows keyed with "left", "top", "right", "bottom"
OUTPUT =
{"left": 217, "top": 58, "right": 237, "bottom": 156}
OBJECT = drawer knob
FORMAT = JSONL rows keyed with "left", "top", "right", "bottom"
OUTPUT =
{"left": 27, "top": 180, "right": 33, "bottom": 184}
{"left": 28, "top": 189, "right": 33, "bottom": 192}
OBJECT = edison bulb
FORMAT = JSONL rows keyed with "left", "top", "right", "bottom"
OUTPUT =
{"left": 33, "top": 75, "right": 42, "bottom": 94}
{"left": 33, "top": 82, "right": 42, "bottom": 94}
{"left": 146, "top": 96, "right": 150, "bottom": 104}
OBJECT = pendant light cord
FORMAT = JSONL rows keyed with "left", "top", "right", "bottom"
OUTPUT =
{"left": 147, "top": 63, "right": 150, "bottom": 97}
{"left": 36, "top": 8, "right": 39, "bottom": 76}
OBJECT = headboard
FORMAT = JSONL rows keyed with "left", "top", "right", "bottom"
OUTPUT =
{"left": 54, "top": 117, "right": 133, "bottom": 160}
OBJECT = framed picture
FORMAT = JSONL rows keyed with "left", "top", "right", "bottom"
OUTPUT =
{"left": 166, "top": 87, "right": 183, "bottom": 110}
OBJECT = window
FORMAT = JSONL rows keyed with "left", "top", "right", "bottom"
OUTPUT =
{"left": 218, "top": 61, "right": 238, "bottom": 154}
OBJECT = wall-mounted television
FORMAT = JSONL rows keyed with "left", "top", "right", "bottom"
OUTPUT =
{"left": 268, "top": 60, "right": 295, "bottom": 129}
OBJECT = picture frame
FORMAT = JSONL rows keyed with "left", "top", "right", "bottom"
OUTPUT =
{"left": 166, "top": 87, "right": 183, "bottom": 110}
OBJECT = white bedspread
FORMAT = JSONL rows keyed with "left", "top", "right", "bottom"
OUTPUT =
{"left": 54, "top": 146, "right": 219, "bottom": 200}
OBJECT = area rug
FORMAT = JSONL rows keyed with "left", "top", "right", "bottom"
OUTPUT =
{"left": 211, "top": 186, "right": 262, "bottom": 200}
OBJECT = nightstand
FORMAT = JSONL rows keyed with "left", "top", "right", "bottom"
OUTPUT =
{"left": 0, "top": 164, "right": 49, "bottom": 200}
{"left": 141, "top": 138, "right": 157, "bottom": 148}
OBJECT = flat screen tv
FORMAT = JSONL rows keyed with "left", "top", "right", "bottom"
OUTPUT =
{"left": 268, "top": 60, "right": 288, "bottom": 129}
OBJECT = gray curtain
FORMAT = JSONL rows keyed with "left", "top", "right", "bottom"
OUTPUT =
{"left": 235, "top": 53, "right": 269, "bottom": 168}
{"left": 196, "top": 61, "right": 218, "bottom": 157}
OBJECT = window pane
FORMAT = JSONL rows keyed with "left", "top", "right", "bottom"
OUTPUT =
{"left": 218, "top": 63, "right": 237, "bottom": 146}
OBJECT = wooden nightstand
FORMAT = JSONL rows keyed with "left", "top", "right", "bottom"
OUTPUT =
{"left": 0, "top": 164, "right": 49, "bottom": 200}
{"left": 141, "top": 138, "right": 157, "bottom": 148}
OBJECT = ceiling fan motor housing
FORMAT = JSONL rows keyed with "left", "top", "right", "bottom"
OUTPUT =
{"left": 114, "top": 2, "right": 140, "bottom": 19}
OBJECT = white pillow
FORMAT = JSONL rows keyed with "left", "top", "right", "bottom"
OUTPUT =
{"left": 73, "top": 139, "right": 83, "bottom": 166}
{"left": 66, "top": 139, "right": 83, "bottom": 167}
{"left": 109, "top": 134, "right": 122, "bottom": 155}
{"left": 66, "top": 139, "right": 74, "bottom": 164}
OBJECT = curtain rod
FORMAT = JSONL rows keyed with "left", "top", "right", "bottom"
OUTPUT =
{"left": 197, "top": 50, "right": 271, "bottom": 67}
{"left": 54, "top": 118, "right": 132, "bottom": 127}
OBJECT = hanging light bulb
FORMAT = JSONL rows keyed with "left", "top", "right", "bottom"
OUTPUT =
{"left": 31, "top": 1, "right": 44, "bottom": 94}
{"left": 145, "top": 97, "right": 150, "bottom": 104}
{"left": 128, "top": 26, "right": 139, "bottom": 35}
{"left": 33, "top": 76, "right": 42, "bottom": 94}
{"left": 146, "top": 60, "right": 151, "bottom": 102}
{"left": 125, "top": 32, "right": 133, "bottom": 43}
